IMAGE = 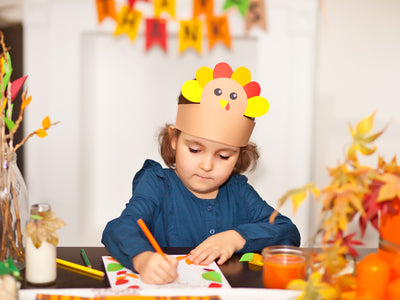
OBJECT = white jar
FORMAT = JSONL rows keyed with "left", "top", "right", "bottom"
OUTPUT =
{"left": 25, "top": 203, "right": 57, "bottom": 285}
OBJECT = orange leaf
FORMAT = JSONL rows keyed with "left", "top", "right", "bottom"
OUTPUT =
{"left": 35, "top": 128, "right": 48, "bottom": 138}
{"left": 42, "top": 116, "right": 51, "bottom": 129}
{"left": 21, "top": 95, "right": 32, "bottom": 110}
{"left": 377, "top": 173, "right": 400, "bottom": 202}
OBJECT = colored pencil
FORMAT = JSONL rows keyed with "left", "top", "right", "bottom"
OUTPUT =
{"left": 56, "top": 258, "right": 104, "bottom": 278}
{"left": 137, "top": 218, "right": 167, "bottom": 261}
{"left": 80, "top": 248, "right": 92, "bottom": 268}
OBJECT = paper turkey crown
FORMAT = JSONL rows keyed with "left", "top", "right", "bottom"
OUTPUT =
{"left": 175, "top": 62, "right": 269, "bottom": 147}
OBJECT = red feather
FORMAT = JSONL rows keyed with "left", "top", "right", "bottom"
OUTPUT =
{"left": 213, "top": 62, "right": 233, "bottom": 79}
{"left": 243, "top": 81, "right": 261, "bottom": 98}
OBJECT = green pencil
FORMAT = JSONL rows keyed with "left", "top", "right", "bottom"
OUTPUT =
{"left": 80, "top": 248, "right": 92, "bottom": 268}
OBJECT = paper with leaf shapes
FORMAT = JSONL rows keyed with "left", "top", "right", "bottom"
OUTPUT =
{"left": 102, "top": 255, "right": 231, "bottom": 289}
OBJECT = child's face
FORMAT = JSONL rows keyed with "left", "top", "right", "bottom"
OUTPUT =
{"left": 170, "top": 128, "right": 240, "bottom": 199}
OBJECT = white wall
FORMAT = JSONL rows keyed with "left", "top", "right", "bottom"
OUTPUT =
{"left": 312, "top": 0, "right": 400, "bottom": 247}
{"left": 22, "top": 0, "right": 317, "bottom": 246}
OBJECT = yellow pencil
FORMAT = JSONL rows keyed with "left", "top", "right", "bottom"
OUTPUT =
{"left": 56, "top": 258, "right": 104, "bottom": 278}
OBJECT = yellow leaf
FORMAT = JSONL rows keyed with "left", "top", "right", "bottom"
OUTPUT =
{"left": 355, "top": 112, "right": 375, "bottom": 134}
{"left": 35, "top": 128, "right": 48, "bottom": 138}
{"left": 291, "top": 192, "right": 307, "bottom": 214}
{"left": 42, "top": 116, "right": 51, "bottom": 129}
{"left": 377, "top": 173, "right": 400, "bottom": 202}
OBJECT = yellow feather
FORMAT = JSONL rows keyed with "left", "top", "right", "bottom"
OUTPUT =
{"left": 244, "top": 96, "right": 269, "bottom": 118}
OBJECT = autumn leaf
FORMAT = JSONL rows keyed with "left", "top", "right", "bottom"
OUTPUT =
{"left": 25, "top": 211, "right": 66, "bottom": 248}
{"left": 347, "top": 112, "right": 386, "bottom": 162}
{"left": 377, "top": 173, "right": 400, "bottom": 202}
{"left": 270, "top": 183, "right": 319, "bottom": 223}
{"left": 21, "top": 95, "right": 32, "bottom": 110}
{"left": 287, "top": 272, "right": 339, "bottom": 300}
{"left": 42, "top": 116, "right": 51, "bottom": 129}
{"left": 35, "top": 128, "right": 47, "bottom": 138}
{"left": 314, "top": 243, "right": 348, "bottom": 276}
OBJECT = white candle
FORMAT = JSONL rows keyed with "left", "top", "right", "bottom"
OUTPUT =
{"left": 24, "top": 203, "right": 57, "bottom": 285}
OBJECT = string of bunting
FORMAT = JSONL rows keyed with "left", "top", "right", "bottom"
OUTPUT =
{"left": 95, "top": 0, "right": 267, "bottom": 53}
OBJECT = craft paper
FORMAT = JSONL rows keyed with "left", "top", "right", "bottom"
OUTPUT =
{"left": 245, "top": 0, "right": 267, "bottom": 32}
{"left": 102, "top": 255, "right": 231, "bottom": 289}
{"left": 193, "top": 0, "right": 214, "bottom": 18}
{"left": 223, "top": 0, "right": 250, "bottom": 17}
{"left": 178, "top": 19, "right": 202, "bottom": 54}
{"left": 96, "top": 0, "right": 117, "bottom": 23}
{"left": 10, "top": 75, "right": 27, "bottom": 101}
{"left": 145, "top": 18, "right": 167, "bottom": 52}
{"left": 1, "top": 52, "right": 12, "bottom": 93}
{"left": 114, "top": 6, "right": 143, "bottom": 41}
{"left": 206, "top": 16, "right": 231, "bottom": 50}
{"left": 154, "top": 0, "right": 175, "bottom": 18}
{"left": 176, "top": 62, "right": 268, "bottom": 147}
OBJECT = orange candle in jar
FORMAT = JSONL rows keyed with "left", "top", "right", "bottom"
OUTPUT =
{"left": 262, "top": 246, "right": 307, "bottom": 289}
{"left": 356, "top": 253, "right": 390, "bottom": 300}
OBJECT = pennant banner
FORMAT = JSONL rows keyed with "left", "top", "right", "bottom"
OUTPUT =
{"left": 154, "top": 0, "right": 176, "bottom": 18}
{"left": 223, "top": 0, "right": 250, "bottom": 17}
{"left": 179, "top": 19, "right": 202, "bottom": 54}
{"left": 245, "top": 0, "right": 267, "bottom": 32}
{"left": 95, "top": 0, "right": 268, "bottom": 54}
{"left": 145, "top": 18, "right": 168, "bottom": 51}
{"left": 206, "top": 15, "right": 231, "bottom": 50}
{"left": 96, "top": 0, "right": 117, "bottom": 23}
{"left": 193, "top": 0, "right": 214, "bottom": 18}
{"left": 114, "top": 6, "right": 143, "bottom": 41}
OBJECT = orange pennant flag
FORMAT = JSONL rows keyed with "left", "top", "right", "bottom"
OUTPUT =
{"left": 114, "top": 6, "right": 142, "bottom": 41}
{"left": 245, "top": 0, "right": 267, "bottom": 32}
{"left": 193, "top": 0, "right": 214, "bottom": 18}
{"left": 154, "top": 0, "right": 175, "bottom": 18}
{"left": 178, "top": 19, "right": 202, "bottom": 54}
{"left": 145, "top": 18, "right": 168, "bottom": 52}
{"left": 96, "top": 0, "right": 117, "bottom": 23}
{"left": 206, "top": 15, "right": 231, "bottom": 50}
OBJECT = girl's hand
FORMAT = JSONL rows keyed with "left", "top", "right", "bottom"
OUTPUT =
{"left": 189, "top": 230, "right": 245, "bottom": 266}
{"left": 133, "top": 251, "right": 178, "bottom": 284}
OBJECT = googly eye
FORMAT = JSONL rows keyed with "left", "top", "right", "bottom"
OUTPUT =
{"left": 214, "top": 88, "right": 222, "bottom": 96}
{"left": 230, "top": 92, "right": 237, "bottom": 100}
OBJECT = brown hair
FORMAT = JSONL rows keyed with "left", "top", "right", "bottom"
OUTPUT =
{"left": 158, "top": 91, "right": 260, "bottom": 174}
{"left": 158, "top": 124, "right": 260, "bottom": 174}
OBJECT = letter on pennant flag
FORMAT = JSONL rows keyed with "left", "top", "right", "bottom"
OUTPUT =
{"left": 223, "top": 0, "right": 250, "bottom": 17}
{"left": 178, "top": 19, "right": 202, "bottom": 54}
{"left": 114, "top": 6, "right": 142, "bottom": 41}
{"left": 154, "top": 0, "right": 176, "bottom": 18}
{"left": 206, "top": 15, "right": 231, "bottom": 50}
{"left": 145, "top": 18, "right": 168, "bottom": 52}
{"left": 193, "top": 0, "right": 214, "bottom": 18}
{"left": 245, "top": 0, "right": 267, "bottom": 31}
{"left": 96, "top": 0, "right": 117, "bottom": 23}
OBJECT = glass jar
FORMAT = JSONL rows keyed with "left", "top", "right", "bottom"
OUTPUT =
{"left": 262, "top": 245, "right": 307, "bottom": 289}
{"left": 25, "top": 203, "right": 57, "bottom": 285}
{"left": 0, "top": 153, "right": 29, "bottom": 270}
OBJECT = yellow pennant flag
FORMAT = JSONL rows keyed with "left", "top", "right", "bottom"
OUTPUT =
{"left": 245, "top": 0, "right": 267, "bottom": 32}
{"left": 154, "top": 0, "right": 175, "bottom": 18}
{"left": 114, "top": 6, "right": 142, "bottom": 41}
{"left": 178, "top": 19, "right": 202, "bottom": 54}
{"left": 206, "top": 15, "right": 231, "bottom": 50}
{"left": 193, "top": 0, "right": 214, "bottom": 18}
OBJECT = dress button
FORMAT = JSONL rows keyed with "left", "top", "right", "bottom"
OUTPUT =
{"left": 209, "top": 229, "right": 215, "bottom": 235}
{"left": 207, "top": 205, "right": 212, "bottom": 211}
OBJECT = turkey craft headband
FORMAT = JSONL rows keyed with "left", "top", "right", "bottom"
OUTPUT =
{"left": 175, "top": 62, "right": 269, "bottom": 147}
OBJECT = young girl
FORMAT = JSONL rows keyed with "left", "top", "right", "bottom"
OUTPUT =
{"left": 102, "top": 62, "right": 300, "bottom": 284}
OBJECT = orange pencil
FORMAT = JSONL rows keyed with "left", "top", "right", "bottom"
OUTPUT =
{"left": 137, "top": 218, "right": 168, "bottom": 261}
